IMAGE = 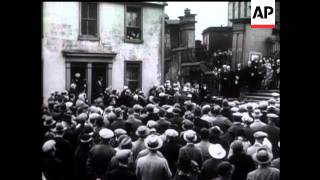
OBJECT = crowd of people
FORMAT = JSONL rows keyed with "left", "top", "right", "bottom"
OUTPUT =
{"left": 41, "top": 79, "right": 280, "bottom": 180}
{"left": 204, "top": 55, "right": 280, "bottom": 97}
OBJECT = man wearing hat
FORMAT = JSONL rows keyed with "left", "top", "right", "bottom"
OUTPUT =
{"left": 228, "top": 140, "right": 256, "bottom": 180}
{"left": 201, "top": 104, "right": 214, "bottom": 124}
{"left": 136, "top": 134, "right": 172, "bottom": 180}
{"left": 178, "top": 130, "right": 203, "bottom": 168}
{"left": 199, "top": 144, "right": 226, "bottom": 180}
{"left": 157, "top": 108, "right": 172, "bottom": 134}
{"left": 42, "top": 139, "right": 65, "bottom": 180}
{"left": 74, "top": 133, "right": 93, "bottom": 180}
{"left": 105, "top": 149, "right": 137, "bottom": 180}
{"left": 125, "top": 108, "right": 143, "bottom": 140}
{"left": 160, "top": 129, "right": 182, "bottom": 176}
{"left": 144, "top": 103, "right": 159, "bottom": 123}
{"left": 246, "top": 147, "right": 280, "bottom": 180}
{"left": 209, "top": 126, "right": 230, "bottom": 157}
{"left": 87, "top": 128, "right": 116, "bottom": 180}
{"left": 52, "top": 122, "right": 74, "bottom": 179}
{"left": 271, "top": 142, "right": 280, "bottom": 170}
{"left": 259, "top": 113, "right": 280, "bottom": 158}
{"left": 250, "top": 109, "right": 267, "bottom": 132}
{"left": 195, "top": 128, "right": 214, "bottom": 162}
{"left": 247, "top": 131, "right": 272, "bottom": 158}
{"left": 110, "top": 108, "right": 126, "bottom": 131}
{"left": 132, "top": 126, "right": 150, "bottom": 161}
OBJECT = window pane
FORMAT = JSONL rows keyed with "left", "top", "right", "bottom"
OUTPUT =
{"left": 88, "top": 20, "right": 97, "bottom": 36}
{"left": 127, "top": 11, "right": 139, "bottom": 27}
{"left": 82, "top": 2, "right": 89, "bottom": 19}
{"left": 89, "top": 3, "right": 97, "bottom": 19}
{"left": 126, "top": 63, "right": 141, "bottom": 91}
{"left": 81, "top": 20, "right": 88, "bottom": 35}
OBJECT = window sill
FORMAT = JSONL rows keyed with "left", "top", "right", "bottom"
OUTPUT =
{"left": 78, "top": 35, "right": 100, "bottom": 41}
{"left": 124, "top": 38, "right": 143, "bottom": 44}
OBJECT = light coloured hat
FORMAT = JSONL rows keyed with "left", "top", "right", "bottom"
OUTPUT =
{"left": 136, "top": 125, "right": 150, "bottom": 137}
{"left": 241, "top": 114, "right": 253, "bottom": 123}
{"left": 183, "top": 129, "right": 197, "bottom": 142}
{"left": 99, "top": 128, "right": 114, "bottom": 139}
{"left": 147, "top": 120, "right": 158, "bottom": 129}
{"left": 230, "top": 107, "right": 239, "bottom": 112}
{"left": 253, "top": 131, "right": 268, "bottom": 139}
{"left": 208, "top": 144, "right": 226, "bottom": 159}
{"left": 159, "top": 92, "right": 166, "bottom": 97}
{"left": 42, "top": 140, "right": 56, "bottom": 153}
{"left": 114, "top": 128, "right": 127, "bottom": 137}
{"left": 267, "top": 113, "right": 279, "bottom": 119}
{"left": 232, "top": 112, "right": 243, "bottom": 117}
{"left": 145, "top": 134, "right": 163, "bottom": 150}
{"left": 252, "top": 147, "right": 273, "bottom": 164}
{"left": 165, "top": 129, "right": 179, "bottom": 138}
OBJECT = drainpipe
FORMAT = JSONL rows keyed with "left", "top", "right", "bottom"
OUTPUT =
{"left": 161, "top": 7, "right": 165, "bottom": 84}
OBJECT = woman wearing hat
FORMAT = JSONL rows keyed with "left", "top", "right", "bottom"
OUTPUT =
{"left": 246, "top": 147, "right": 280, "bottom": 180}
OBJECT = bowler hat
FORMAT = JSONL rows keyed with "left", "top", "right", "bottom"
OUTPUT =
{"left": 52, "top": 123, "right": 67, "bottom": 134}
{"left": 114, "top": 128, "right": 127, "bottom": 137}
{"left": 145, "top": 134, "right": 163, "bottom": 150}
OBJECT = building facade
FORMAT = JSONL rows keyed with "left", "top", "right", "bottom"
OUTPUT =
{"left": 228, "top": 2, "right": 280, "bottom": 69}
{"left": 202, "top": 26, "right": 233, "bottom": 54}
{"left": 42, "top": 2, "right": 166, "bottom": 104}
{"left": 164, "top": 8, "right": 200, "bottom": 84}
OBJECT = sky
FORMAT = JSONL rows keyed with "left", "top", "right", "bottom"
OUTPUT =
{"left": 165, "top": 2, "right": 229, "bottom": 41}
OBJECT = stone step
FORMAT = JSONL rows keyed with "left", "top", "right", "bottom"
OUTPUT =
{"left": 255, "top": 89, "right": 280, "bottom": 93}
{"left": 244, "top": 92, "right": 277, "bottom": 97}
{"left": 242, "top": 95, "right": 272, "bottom": 101}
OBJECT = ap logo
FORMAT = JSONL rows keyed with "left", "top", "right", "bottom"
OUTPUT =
{"left": 251, "top": 0, "right": 275, "bottom": 28}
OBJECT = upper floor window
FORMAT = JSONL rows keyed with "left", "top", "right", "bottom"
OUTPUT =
{"left": 125, "top": 4, "right": 143, "bottom": 43}
{"left": 79, "top": 2, "right": 99, "bottom": 40}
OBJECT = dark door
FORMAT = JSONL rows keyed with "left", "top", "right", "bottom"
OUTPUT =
{"left": 91, "top": 63, "right": 107, "bottom": 101}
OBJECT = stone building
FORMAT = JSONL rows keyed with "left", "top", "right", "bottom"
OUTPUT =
{"left": 202, "top": 26, "right": 233, "bottom": 54}
{"left": 228, "top": 2, "right": 280, "bottom": 69}
{"left": 164, "top": 8, "right": 200, "bottom": 84}
{"left": 42, "top": 2, "right": 166, "bottom": 104}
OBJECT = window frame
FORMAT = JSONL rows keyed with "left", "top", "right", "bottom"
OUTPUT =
{"left": 79, "top": 2, "right": 100, "bottom": 41}
{"left": 124, "top": 61, "right": 142, "bottom": 91}
{"left": 124, "top": 3, "right": 143, "bottom": 44}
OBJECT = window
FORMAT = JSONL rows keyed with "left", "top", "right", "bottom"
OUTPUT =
{"left": 244, "top": 2, "right": 248, "bottom": 17}
{"left": 125, "top": 62, "right": 142, "bottom": 92}
{"left": 80, "top": 2, "right": 99, "bottom": 40}
{"left": 125, "top": 4, "right": 143, "bottom": 43}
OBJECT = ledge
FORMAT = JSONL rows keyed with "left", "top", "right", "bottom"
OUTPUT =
{"left": 124, "top": 38, "right": 144, "bottom": 44}
{"left": 62, "top": 50, "right": 117, "bottom": 58}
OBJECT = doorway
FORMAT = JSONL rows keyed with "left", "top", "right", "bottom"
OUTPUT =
{"left": 91, "top": 63, "right": 107, "bottom": 101}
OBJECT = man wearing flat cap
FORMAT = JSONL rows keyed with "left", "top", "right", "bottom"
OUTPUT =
{"left": 110, "top": 108, "right": 126, "bottom": 131}
{"left": 105, "top": 149, "right": 137, "bottom": 180}
{"left": 52, "top": 123, "right": 74, "bottom": 180}
{"left": 74, "top": 134, "right": 93, "bottom": 180}
{"left": 42, "top": 140, "right": 65, "bottom": 180}
{"left": 160, "top": 129, "right": 182, "bottom": 176}
{"left": 125, "top": 108, "right": 143, "bottom": 140}
{"left": 259, "top": 113, "right": 280, "bottom": 158}
{"left": 87, "top": 128, "right": 116, "bottom": 180}
{"left": 132, "top": 126, "right": 150, "bottom": 161}
{"left": 250, "top": 109, "right": 267, "bottom": 132}
{"left": 178, "top": 130, "right": 203, "bottom": 168}
{"left": 247, "top": 131, "right": 272, "bottom": 158}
